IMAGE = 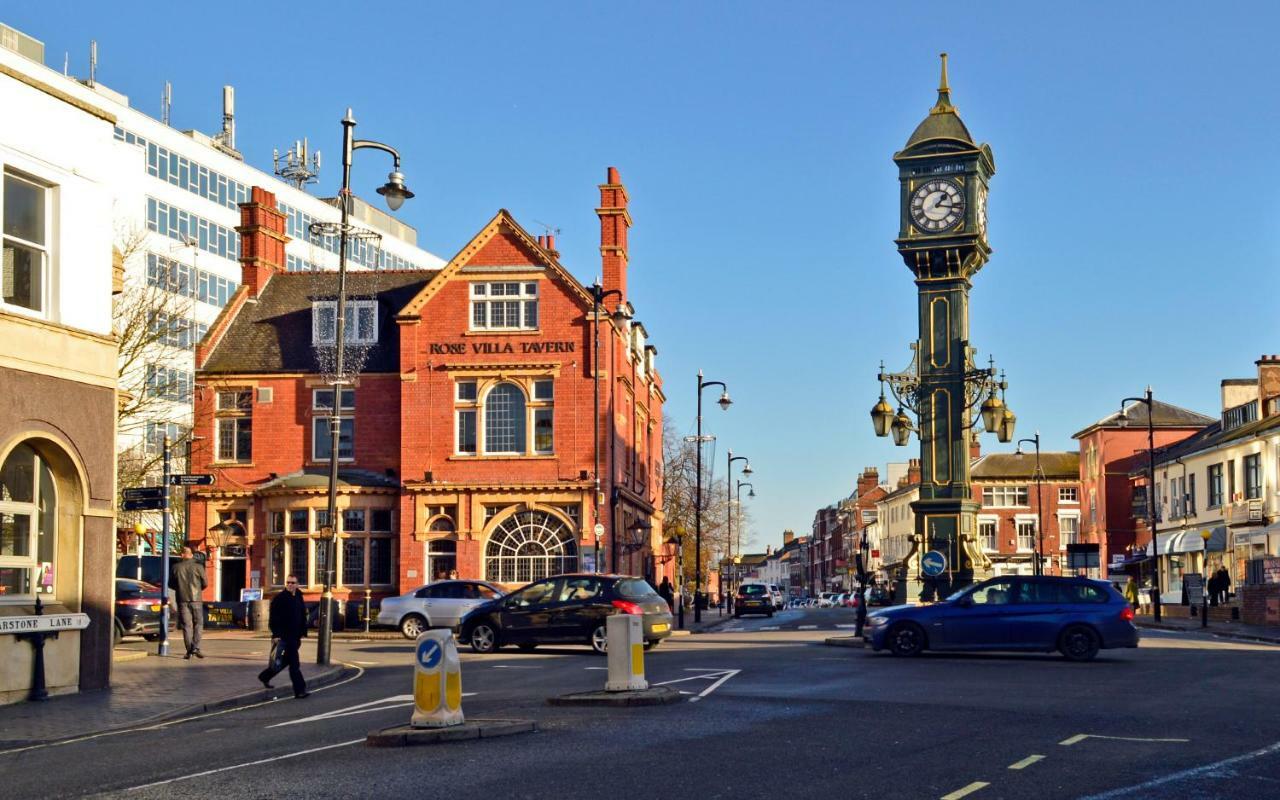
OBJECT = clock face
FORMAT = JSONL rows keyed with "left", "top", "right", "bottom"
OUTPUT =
{"left": 910, "top": 179, "right": 965, "bottom": 233}
{"left": 976, "top": 187, "right": 988, "bottom": 238}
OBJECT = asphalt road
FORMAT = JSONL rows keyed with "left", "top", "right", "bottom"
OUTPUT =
{"left": 4, "top": 606, "right": 1280, "bottom": 800}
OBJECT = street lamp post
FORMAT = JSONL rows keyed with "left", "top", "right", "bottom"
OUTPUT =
{"left": 1200, "top": 527, "right": 1212, "bottom": 629}
{"left": 1015, "top": 432, "right": 1045, "bottom": 577}
{"left": 589, "top": 283, "right": 628, "bottom": 574}
{"left": 315, "top": 109, "right": 414, "bottom": 667}
{"left": 666, "top": 529, "right": 685, "bottom": 630}
{"left": 726, "top": 450, "right": 752, "bottom": 602}
{"left": 1118, "top": 387, "right": 1161, "bottom": 623}
{"left": 695, "top": 370, "right": 732, "bottom": 623}
{"left": 733, "top": 480, "right": 755, "bottom": 604}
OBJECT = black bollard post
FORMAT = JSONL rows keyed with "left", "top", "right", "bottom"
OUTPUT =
{"left": 22, "top": 595, "right": 56, "bottom": 702}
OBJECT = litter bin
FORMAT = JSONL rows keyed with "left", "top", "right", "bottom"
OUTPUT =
{"left": 250, "top": 598, "right": 270, "bottom": 632}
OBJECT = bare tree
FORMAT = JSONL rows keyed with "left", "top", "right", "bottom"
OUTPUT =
{"left": 660, "top": 416, "right": 736, "bottom": 590}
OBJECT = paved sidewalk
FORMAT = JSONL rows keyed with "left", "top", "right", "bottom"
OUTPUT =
{"left": 0, "top": 634, "right": 347, "bottom": 748}
{"left": 1136, "top": 615, "right": 1280, "bottom": 645}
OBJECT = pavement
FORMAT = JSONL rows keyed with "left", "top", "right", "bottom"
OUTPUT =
{"left": 1135, "top": 614, "right": 1280, "bottom": 644}
{"left": 0, "top": 633, "right": 348, "bottom": 747}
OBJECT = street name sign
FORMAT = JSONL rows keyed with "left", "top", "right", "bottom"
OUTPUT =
{"left": 921, "top": 550, "right": 947, "bottom": 577}
{"left": 122, "top": 497, "right": 166, "bottom": 511}
{"left": 0, "top": 613, "right": 90, "bottom": 634}
{"left": 122, "top": 487, "right": 165, "bottom": 501}
{"left": 170, "top": 474, "right": 215, "bottom": 486}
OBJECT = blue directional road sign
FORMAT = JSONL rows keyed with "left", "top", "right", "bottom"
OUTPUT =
{"left": 921, "top": 550, "right": 948, "bottom": 577}
{"left": 417, "top": 638, "right": 443, "bottom": 670}
{"left": 122, "top": 487, "right": 165, "bottom": 501}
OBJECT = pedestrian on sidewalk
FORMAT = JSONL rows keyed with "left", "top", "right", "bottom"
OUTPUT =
{"left": 657, "top": 577, "right": 674, "bottom": 612}
{"left": 1207, "top": 569, "right": 1221, "bottom": 607}
{"left": 169, "top": 546, "right": 207, "bottom": 659}
{"left": 1124, "top": 576, "right": 1139, "bottom": 610}
{"left": 258, "top": 574, "right": 309, "bottom": 699}
{"left": 1216, "top": 566, "right": 1231, "bottom": 605}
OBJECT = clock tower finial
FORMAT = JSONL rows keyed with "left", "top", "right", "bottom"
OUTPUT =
{"left": 931, "top": 52, "right": 954, "bottom": 115}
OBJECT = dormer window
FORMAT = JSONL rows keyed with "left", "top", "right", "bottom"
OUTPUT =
{"left": 470, "top": 282, "right": 538, "bottom": 331}
{"left": 312, "top": 300, "right": 378, "bottom": 345}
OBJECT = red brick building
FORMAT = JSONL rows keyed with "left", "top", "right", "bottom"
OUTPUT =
{"left": 186, "top": 169, "right": 665, "bottom": 604}
{"left": 970, "top": 452, "right": 1082, "bottom": 577}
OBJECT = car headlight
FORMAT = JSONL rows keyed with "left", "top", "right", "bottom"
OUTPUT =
{"left": 866, "top": 615, "right": 888, "bottom": 627}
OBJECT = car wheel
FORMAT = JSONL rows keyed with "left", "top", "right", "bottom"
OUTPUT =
{"left": 1058, "top": 625, "right": 1100, "bottom": 662}
{"left": 470, "top": 622, "right": 499, "bottom": 654}
{"left": 400, "top": 614, "right": 428, "bottom": 640}
{"left": 112, "top": 621, "right": 123, "bottom": 647}
{"left": 887, "top": 622, "right": 926, "bottom": 657}
{"left": 644, "top": 640, "right": 659, "bottom": 651}
{"left": 590, "top": 624, "right": 608, "bottom": 655}
{"left": 517, "top": 642, "right": 537, "bottom": 652}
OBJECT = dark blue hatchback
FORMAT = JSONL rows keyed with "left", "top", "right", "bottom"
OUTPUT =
{"left": 865, "top": 576, "right": 1139, "bottom": 661}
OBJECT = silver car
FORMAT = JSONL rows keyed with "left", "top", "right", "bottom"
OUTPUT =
{"left": 377, "top": 580, "right": 507, "bottom": 639}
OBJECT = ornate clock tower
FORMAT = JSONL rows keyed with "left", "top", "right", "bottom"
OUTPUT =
{"left": 877, "top": 53, "right": 1009, "bottom": 600}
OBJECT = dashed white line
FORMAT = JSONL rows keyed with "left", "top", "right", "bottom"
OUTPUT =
{"left": 1061, "top": 734, "right": 1190, "bottom": 746}
{"left": 798, "top": 625, "right": 817, "bottom": 630}
{"left": 1008, "top": 754, "right": 1044, "bottom": 770}
{"left": 835, "top": 624, "right": 858, "bottom": 629}
{"left": 760, "top": 626, "right": 780, "bottom": 631}
{"left": 940, "top": 781, "right": 988, "bottom": 800}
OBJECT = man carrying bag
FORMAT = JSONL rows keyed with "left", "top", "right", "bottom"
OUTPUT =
{"left": 257, "top": 574, "right": 309, "bottom": 698}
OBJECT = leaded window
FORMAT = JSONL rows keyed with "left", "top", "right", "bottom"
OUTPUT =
{"left": 484, "top": 383, "right": 526, "bottom": 454}
{"left": 470, "top": 282, "right": 538, "bottom": 331}
{"left": 484, "top": 510, "right": 578, "bottom": 583}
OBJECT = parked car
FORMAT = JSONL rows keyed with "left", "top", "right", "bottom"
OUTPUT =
{"left": 735, "top": 583, "right": 774, "bottom": 618}
{"left": 817, "top": 592, "right": 837, "bottom": 608}
{"left": 865, "top": 576, "right": 1139, "bottom": 662}
{"left": 768, "top": 584, "right": 786, "bottom": 610}
{"left": 113, "top": 578, "right": 168, "bottom": 645}
{"left": 866, "top": 586, "right": 893, "bottom": 607}
{"left": 377, "top": 580, "right": 507, "bottom": 639}
{"left": 459, "top": 574, "right": 672, "bottom": 655}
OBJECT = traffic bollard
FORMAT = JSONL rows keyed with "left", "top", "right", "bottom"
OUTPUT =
{"left": 604, "top": 614, "right": 648, "bottom": 692}
{"left": 411, "top": 630, "right": 463, "bottom": 728}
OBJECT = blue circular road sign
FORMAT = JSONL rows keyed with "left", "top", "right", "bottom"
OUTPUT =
{"left": 417, "top": 638, "right": 443, "bottom": 670}
{"left": 921, "top": 550, "right": 947, "bottom": 577}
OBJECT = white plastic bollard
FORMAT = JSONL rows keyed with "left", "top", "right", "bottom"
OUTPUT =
{"left": 604, "top": 613, "right": 648, "bottom": 692}
{"left": 411, "top": 630, "right": 464, "bottom": 728}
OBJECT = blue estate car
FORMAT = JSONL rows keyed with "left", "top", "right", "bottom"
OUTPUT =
{"left": 865, "top": 576, "right": 1139, "bottom": 662}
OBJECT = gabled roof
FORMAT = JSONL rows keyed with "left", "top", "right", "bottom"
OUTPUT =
{"left": 1142, "top": 412, "right": 1280, "bottom": 472}
{"left": 971, "top": 452, "right": 1079, "bottom": 481}
{"left": 200, "top": 270, "right": 436, "bottom": 374}
{"left": 1072, "top": 400, "right": 1215, "bottom": 440}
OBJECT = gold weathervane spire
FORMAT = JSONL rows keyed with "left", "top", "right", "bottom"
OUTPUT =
{"left": 930, "top": 52, "right": 956, "bottom": 115}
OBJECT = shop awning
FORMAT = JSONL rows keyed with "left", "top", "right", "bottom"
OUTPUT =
{"left": 1146, "top": 525, "right": 1226, "bottom": 556}
{"left": 1234, "top": 522, "right": 1280, "bottom": 548}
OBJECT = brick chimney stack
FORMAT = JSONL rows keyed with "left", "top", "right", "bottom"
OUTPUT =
{"left": 856, "top": 467, "right": 880, "bottom": 498}
{"left": 969, "top": 432, "right": 982, "bottom": 462}
{"left": 596, "top": 166, "right": 630, "bottom": 311}
{"left": 236, "top": 186, "right": 289, "bottom": 298}
{"left": 783, "top": 530, "right": 795, "bottom": 546}
{"left": 1259, "top": 354, "right": 1280, "bottom": 418}
{"left": 906, "top": 458, "right": 922, "bottom": 486}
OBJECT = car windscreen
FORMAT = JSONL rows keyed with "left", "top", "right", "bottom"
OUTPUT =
{"left": 614, "top": 578, "right": 659, "bottom": 599}
{"left": 738, "top": 584, "right": 768, "bottom": 596}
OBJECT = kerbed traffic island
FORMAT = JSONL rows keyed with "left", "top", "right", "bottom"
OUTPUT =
{"left": 548, "top": 686, "right": 681, "bottom": 707}
{"left": 367, "top": 719, "right": 537, "bottom": 748}
{"left": 548, "top": 615, "right": 681, "bottom": 707}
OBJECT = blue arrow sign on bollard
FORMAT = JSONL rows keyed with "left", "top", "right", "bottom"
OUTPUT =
{"left": 417, "top": 638, "right": 442, "bottom": 670}
{"left": 921, "top": 550, "right": 948, "bottom": 577}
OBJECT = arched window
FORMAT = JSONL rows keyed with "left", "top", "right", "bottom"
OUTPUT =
{"left": 0, "top": 443, "right": 57, "bottom": 597}
{"left": 484, "top": 382, "right": 526, "bottom": 454}
{"left": 484, "top": 510, "right": 577, "bottom": 583}
{"left": 427, "top": 538, "right": 457, "bottom": 581}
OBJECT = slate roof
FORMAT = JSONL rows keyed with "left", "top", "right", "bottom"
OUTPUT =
{"left": 201, "top": 270, "right": 436, "bottom": 374}
{"left": 905, "top": 107, "right": 975, "bottom": 149}
{"left": 1072, "top": 400, "right": 1216, "bottom": 439}
{"left": 1136, "top": 412, "right": 1280, "bottom": 475}
{"left": 971, "top": 452, "right": 1080, "bottom": 481}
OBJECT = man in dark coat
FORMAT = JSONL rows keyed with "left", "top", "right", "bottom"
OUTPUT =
{"left": 657, "top": 577, "right": 675, "bottom": 612}
{"left": 168, "top": 547, "right": 207, "bottom": 659}
{"left": 258, "top": 574, "right": 309, "bottom": 698}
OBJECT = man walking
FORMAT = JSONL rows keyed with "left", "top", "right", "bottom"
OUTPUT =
{"left": 258, "top": 574, "right": 309, "bottom": 698}
{"left": 169, "top": 547, "right": 207, "bottom": 659}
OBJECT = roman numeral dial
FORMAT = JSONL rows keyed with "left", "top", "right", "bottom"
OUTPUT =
{"left": 909, "top": 178, "right": 965, "bottom": 233}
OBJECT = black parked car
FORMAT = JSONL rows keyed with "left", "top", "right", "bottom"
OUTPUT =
{"left": 459, "top": 574, "right": 673, "bottom": 655}
{"left": 114, "top": 578, "right": 169, "bottom": 645}
{"left": 735, "top": 583, "right": 773, "bottom": 618}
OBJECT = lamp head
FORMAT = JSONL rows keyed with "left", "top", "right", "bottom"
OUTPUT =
{"left": 1201, "top": 528, "right": 1212, "bottom": 543}
{"left": 376, "top": 170, "right": 414, "bottom": 211}
{"left": 742, "top": 462, "right": 753, "bottom": 476}
{"left": 1014, "top": 445, "right": 1024, "bottom": 457}
{"left": 997, "top": 409, "right": 1017, "bottom": 443}
{"left": 890, "top": 409, "right": 912, "bottom": 447}
{"left": 871, "top": 396, "right": 895, "bottom": 437}
{"left": 1116, "top": 406, "right": 1130, "bottom": 428}
{"left": 979, "top": 393, "right": 1004, "bottom": 433}
{"left": 133, "top": 521, "right": 147, "bottom": 536}
{"left": 718, "top": 391, "right": 733, "bottom": 411}
{"left": 748, "top": 488, "right": 756, "bottom": 498}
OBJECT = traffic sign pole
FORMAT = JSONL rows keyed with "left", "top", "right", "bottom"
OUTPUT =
{"left": 158, "top": 436, "right": 172, "bottom": 656}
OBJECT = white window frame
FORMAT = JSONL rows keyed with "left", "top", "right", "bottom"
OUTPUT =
{"left": 312, "top": 300, "right": 378, "bottom": 345}
{"left": 469, "top": 281, "right": 539, "bottom": 331}
{"left": 0, "top": 446, "right": 57, "bottom": 600}
{"left": 312, "top": 417, "right": 355, "bottom": 462}
{"left": 1014, "top": 514, "right": 1037, "bottom": 553}
{"left": 982, "top": 485, "right": 1030, "bottom": 508}
{"left": 1058, "top": 511, "right": 1081, "bottom": 549}
{"left": 1058, "top": 486, "right": 1079, "bottom": 504}
{"left": 977, "top": 516, "right": 998, "bottom": 553}
{"left": 1, "top": 170, "right": 52, "bottom": 319}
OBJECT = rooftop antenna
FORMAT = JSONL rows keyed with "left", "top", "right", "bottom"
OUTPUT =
{"left": 273, "top": 138, "right": 321, "bottom": 190}
{"left": 533, "top": 219, "right": 561, "bottom": 237}
{"left": 88, "top": 40, "right": 96, "bottom": 87}
{"left": 161, "top": 81, "right": 172, "bottom": 126}
{"left": 62, "top": 52, "right": 68, "bottom": 76}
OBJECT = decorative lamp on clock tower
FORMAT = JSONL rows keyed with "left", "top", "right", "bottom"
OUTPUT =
{"left": 870, "top": 53, "right": 1015, "bottom": 602}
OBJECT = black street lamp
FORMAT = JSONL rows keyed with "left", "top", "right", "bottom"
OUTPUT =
{"left": 1015, "top": 432, "right": 1046, "bottom": 577}
{"left": 1200, "top": 527, "right": 1212, "bottom": 629}
{"left": 665, "top": 528, "right": 685, "bottom": 630}
{"left": 726, "top": 450, "right": 753, "bottom": 599}
{"left": 313, "top": 109, "right": 414, "bottom": 667}
{"left": 732, "top": 480, "right": 755, "bottom": 602}
{"left": 589, "top": 283, "right": 630, "bottom": 574}
{"left": 1118, "top": 386, "right": 1161, "bottom": 623}
{"left": 695, "top": 370, "right": 732, "bottom": 622}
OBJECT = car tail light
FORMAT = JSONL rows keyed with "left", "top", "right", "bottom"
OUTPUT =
{"left": 611, "top": 599, "right": 644, "bottom": 615}
{"left": 1120, "top": 606, "right": 1135, "bottom": 621}
{"left": 117, "top": 598, "right": 154, "bottom": 609}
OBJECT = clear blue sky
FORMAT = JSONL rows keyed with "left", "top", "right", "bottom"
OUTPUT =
{"left": 9, "top": 1, "right": 1277, "bottom": 550}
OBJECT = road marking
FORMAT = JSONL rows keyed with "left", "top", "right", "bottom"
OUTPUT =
{"left": 798, "top": 625, "right": 817, "bottom": 630}
{"left": 940, "top": 781, "right": 989, "bottom": 800}
{"left": 1077, "top": 738, "right": 1280, "bottom": 799}
{"left": 126, "top": 737, "right": 365, "bottom": 791}
{"left": 760, "top": 626, "right": 780, "bottom": 631}
{"left": 268, "top": 692, "right": 478, "bottom": 728}
{"left": 0, "top": 662, "right": 366, "bottom": 757}
{"left": 651, "top": 668, "right": 741, "bottom": 703}
{"left": 836, "top": 624, "right": 858, "bottom": 629}
{"left": 490, "top": 665, "right": 539, "bottom": 669}
{"left": 351, "top": 660, "right": 379, "bottom": 665}
{"left": 1008, "top": 754, "right": 1044, "bottom": 770}
{"left": 1060, "top": 734, "right": 1190, "bottom": 746}
{"left": 585, "top": 666, "right": 608, "bottom": 670}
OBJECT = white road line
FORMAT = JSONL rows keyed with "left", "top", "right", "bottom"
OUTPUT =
{"left": 798, "top": 625, "right": 817, "bottom": 630}
{"left": 126, "top": 737, "right": 365, "bottom": 791}
{"left": 940, "top": 781, "right": 989, "bottom": 800}
{"left": 268, "top": 692, "right": 479, "bottom": 728}
{"left": 760, "top": 626, "right": 780, "bottom": 631}
{"left": 688, "top": 669, "right": 741, "bottom": 703}
{"left": 585, "top": 666, "right": 608, "bottom": 670}
{"left": 491, "top": 665, "right": 540, "bottom": 669}
{"left": 836, "top": 624, "right": 858, "bottom": 629}
{"left": 1008, "top": 754, "right": 1044, "bottom": 770}
{"left": 0, "top": 662, "right": 366, "bottom": 757}
{"left": 1077, "top": 739, "right": 1280, "bottom": 799}
{"left": 1060, "top": 734, "right": 1190, "bottom": 746}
